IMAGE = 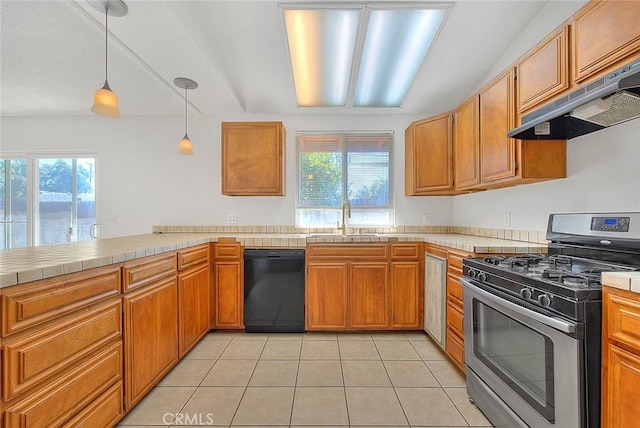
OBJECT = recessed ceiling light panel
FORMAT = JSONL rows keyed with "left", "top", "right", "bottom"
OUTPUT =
{"left": 354, "top": 8, "right": 447, "bottom": 107}
{"left": 284, "top": 9, "right": 359, "bottom": 107}
{"left": 282, "top": 3, "right": 449, "bottom": 108}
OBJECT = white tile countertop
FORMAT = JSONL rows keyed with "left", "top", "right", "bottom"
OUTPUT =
{"left": 0, "top": 232, "right": 547, "bottom": 288}
{"left": 602, "top": 272, "right": 640, "bottom": 294}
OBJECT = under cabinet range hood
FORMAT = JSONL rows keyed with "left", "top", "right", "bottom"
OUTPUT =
{"left": 509, "top": 58, "right": 640, "bottom": 140}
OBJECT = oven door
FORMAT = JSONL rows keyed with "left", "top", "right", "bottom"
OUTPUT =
{"left": 461, "top": 277, "right": 583, "bottom": 428}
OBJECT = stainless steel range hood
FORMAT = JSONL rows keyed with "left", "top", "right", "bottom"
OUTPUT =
{"left": 508, "top": 58, "right": 640, "bottom": 140}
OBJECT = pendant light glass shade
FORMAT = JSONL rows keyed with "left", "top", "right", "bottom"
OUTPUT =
{"left": 87, "top": 0, "right": 128, "bottom": 117}
{"left": 91, "top": 80, "right": 120, "bottom": 117}
{"left": 178, "top": 135, "right": 194, "bottom": 155}
{"left": 174, "top": 77, "right": 198, "bottom": 155}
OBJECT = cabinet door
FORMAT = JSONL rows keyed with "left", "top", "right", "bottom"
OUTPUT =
{"left": 178, "top": 264, "right": 211, "bottom": 357}
{"left": 221, "top": 121, "right": 285, "bottom": 196}
{"left": 306, "top": 262, "right": 348, "bottom": 330}
{"left": 349, "top": 262, "right": 389, "bottom": 329}
{"left": 214, "top": 260, "right": 244, "bottom": 329}
{"left": 480, "top": 69, "right": 516, "bottom": 183}
{"left": 572, "top": 0, "right": 640, "bottom": 84}
{"left": 454, "top": 95, "right": 480, "bottom": 189}
{"left": 517, "top": 26, "right": 570, "bottom": 114}
{"left": 390, "top": 261, "right": 421, "bottom": 329}
{"left": 602, "top": 344, "right": 640, "bottom": 428}
{"left": 405, "top": 114, "right": 454, "bottom": 194}
{"left": 123, "top": 277, "right": 179, "bottom": 409}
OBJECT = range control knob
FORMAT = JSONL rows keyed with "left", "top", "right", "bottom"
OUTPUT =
{"left": 468, "top": 269, "right": 478, "bottom": 278}
{"left": 477, "top": 272, "right": 487, "bottom": 282}
{"left": 520, "top": 288, "right": 532, "bottom": 300}
{"left": 538, "top": 294, "right": 552, "bottom": 307}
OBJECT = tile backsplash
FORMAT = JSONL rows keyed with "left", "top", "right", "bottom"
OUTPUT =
{"left": 152, "top": 225, "right": 547, "bottom": 244}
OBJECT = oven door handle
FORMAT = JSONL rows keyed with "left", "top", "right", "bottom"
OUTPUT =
{"left": 461, "top": 278, "right": 576, "bottom": 334}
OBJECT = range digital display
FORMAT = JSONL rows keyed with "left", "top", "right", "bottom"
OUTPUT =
{"left": 591, "top": 216, "right": 630, "bottom": 232}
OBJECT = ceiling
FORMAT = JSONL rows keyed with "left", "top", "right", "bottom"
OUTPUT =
{"left": 1, "top": 0, "right": 555, "bottom": 118}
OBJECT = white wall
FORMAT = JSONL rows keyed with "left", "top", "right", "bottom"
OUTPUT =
{"left": 1, "top": 113, "right": 454, "bottom": 238}
{"left": 453, "top": 119, "right": 640, "bottom": 231}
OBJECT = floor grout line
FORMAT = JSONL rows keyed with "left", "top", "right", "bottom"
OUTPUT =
{"left": 118, "top": 331, "right": 488, "bottom": 427}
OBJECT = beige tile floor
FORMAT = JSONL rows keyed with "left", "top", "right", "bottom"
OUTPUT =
{"left": 117, "top": 331, "right": 493, "bottom": 427}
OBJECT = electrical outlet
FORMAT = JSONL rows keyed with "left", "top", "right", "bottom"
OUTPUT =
{"left": 227, "top": 214, "right": 238, "bottom": 224}
{"left": 106, "top": 214, "right": 117, "bottom": 224}
{"left": 422, "top": 213, "right": 431, "bottom": 226}
{"left": 503, "top": 212, "right": 512, "bottom": 227}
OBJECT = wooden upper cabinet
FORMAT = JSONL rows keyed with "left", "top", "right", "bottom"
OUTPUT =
{"left": 221, "top": 121, "right": 285, "bottom": 196}
{"left": 517, "top": 25, "right": 570, "bottom": 115}
{"left": 571, "top": 0, "right": 640, "bottom": 84}
{"left": 479, "top": 69, "right": 517, "bottom": 183}
{"left": 405, "top": 113, "right": 457, "bottom": 195}
{"left": 454, "top": 95, "right": 480, "bottom": 190}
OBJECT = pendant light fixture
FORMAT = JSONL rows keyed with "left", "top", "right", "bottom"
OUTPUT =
{"left": 174, "top": 77, "right": 198, "bottom": 155}
{"left": 87, "top": 0, "right": 128, "bottom": 117}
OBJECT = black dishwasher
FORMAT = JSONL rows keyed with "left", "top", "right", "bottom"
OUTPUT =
{"left": 243, "top": 249, "right": 305, "bottom": 333}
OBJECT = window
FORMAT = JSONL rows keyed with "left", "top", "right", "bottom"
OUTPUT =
{"left": 0, "top": 156, "right": 96, "bottom": 248}
{"left": 297, "top": 132, "right": 393, "bottom": 227}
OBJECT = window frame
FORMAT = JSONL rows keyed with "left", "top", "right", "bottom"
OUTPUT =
{"left": 0, "top": 152, "right": 98, "bottom": 248}
{"left": 295, "top": 131, "right": 394, "bottom": 228}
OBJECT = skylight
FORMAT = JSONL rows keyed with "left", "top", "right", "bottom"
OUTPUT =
{"left": 282, "top": 3, "right": 450, "bottom": 108}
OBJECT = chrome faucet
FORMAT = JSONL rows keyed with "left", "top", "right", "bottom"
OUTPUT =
{"left": 337, "top": 199, "right": 351, "bottom": 235}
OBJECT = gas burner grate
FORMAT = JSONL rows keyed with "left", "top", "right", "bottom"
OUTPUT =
{"left": 542, "top": 269, "right": 601, "bottom": 287}
{"left": 506, "top": 255, "right": 545, "bottom": 268}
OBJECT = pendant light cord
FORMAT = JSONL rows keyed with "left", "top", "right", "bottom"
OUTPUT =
{"left": 184, "top": 87, "right": 189, "bottom": 138}
{"left": 104, "top": 6, "right": 109, "bottom": 81}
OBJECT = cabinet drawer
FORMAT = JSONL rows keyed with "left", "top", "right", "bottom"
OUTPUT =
{"left": 4, "top": 341, "right": 122, "bottom": 427}
{"left": 213, "top": 242, "right": 242, "bottom": 258}
{"left": 3, "top": 299, "right": 121, "bottom": 402}
{"left": 605, "top": 289, "right": 640, "bottom": 351}
{"left": 65, "top": 381, "right": 123, "bottom": 428}
{"left": 307, "top": 244, "right": 388, "bottom": 260}
{"left": 447, "top": 275, "right": 464, "bottom": 303}
{"left": 2, "top": 265, "right": 121, "bottom": 336}
{"left": 123, "top": 252, "right": 177, "bottom": 292}
{"left": 447, "top": 250, "right": 470, "bottom": 271}
{"left": 446, "top": 328, "right": 465, "bottom": 372}
{"left": 390, "top": 243, "right": 421, "bottom": 259}
{"left": 426, "top": 245, "right": 448, "bottom": 260}
{"left": 178, "top": 244, "right": 210, "bottom": 271}
{"left": 447, "top": 302, "right": 464, "bottom": 337}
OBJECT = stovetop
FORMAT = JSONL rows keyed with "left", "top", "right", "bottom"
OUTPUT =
{"left": 477, "top": 254, "right": 636, "bottom": 288}
{"left": 463, "top": 253, "right": 640, "bottom": 320}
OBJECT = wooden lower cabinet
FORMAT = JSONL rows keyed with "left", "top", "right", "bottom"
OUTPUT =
{"left": 178, "top": 263, "right": 211, "bottom": 357}
{"left": 349, "top": 262, "right": 389, "bottom": 329}
{"left": 213, "top": 241, "right": 244, "bottom": 329}
{"left": 306, "top": 243, "right": 422, "bottom": 331}
{"left": 602, "top": 286, "right": 640, "bottom": 427}
{"left": 123, "top": 276, "right": 179, "bottom": 410}
{"left": 390, "top": 243, "right": 423, "bottom": 329}
{"left": 4, "top": 341, "right": 123, "bottom": 427}
{"left": 0, "top": 266, "right": 124, "bottom": 427}
{"left": 446, "top": 250, "right": 468, "bottom": 373}
{"left": 307, "top": 262, "right": 349, "bottom": 329}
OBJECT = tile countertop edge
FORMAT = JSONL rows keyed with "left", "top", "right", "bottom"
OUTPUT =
{"left": 0, "top": 232, "right": 548, "bottom": 288}
{"left": 602, "top": 272, "right": 640, "bottom": 294}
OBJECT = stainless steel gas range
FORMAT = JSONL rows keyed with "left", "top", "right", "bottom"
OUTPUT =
{"left": 461, "top": 212, "right": 640, "bottom": 428}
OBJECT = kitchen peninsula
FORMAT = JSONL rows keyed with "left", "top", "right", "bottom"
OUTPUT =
{"left": 0, "top": 227, "right": 545, "bottom": 426}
